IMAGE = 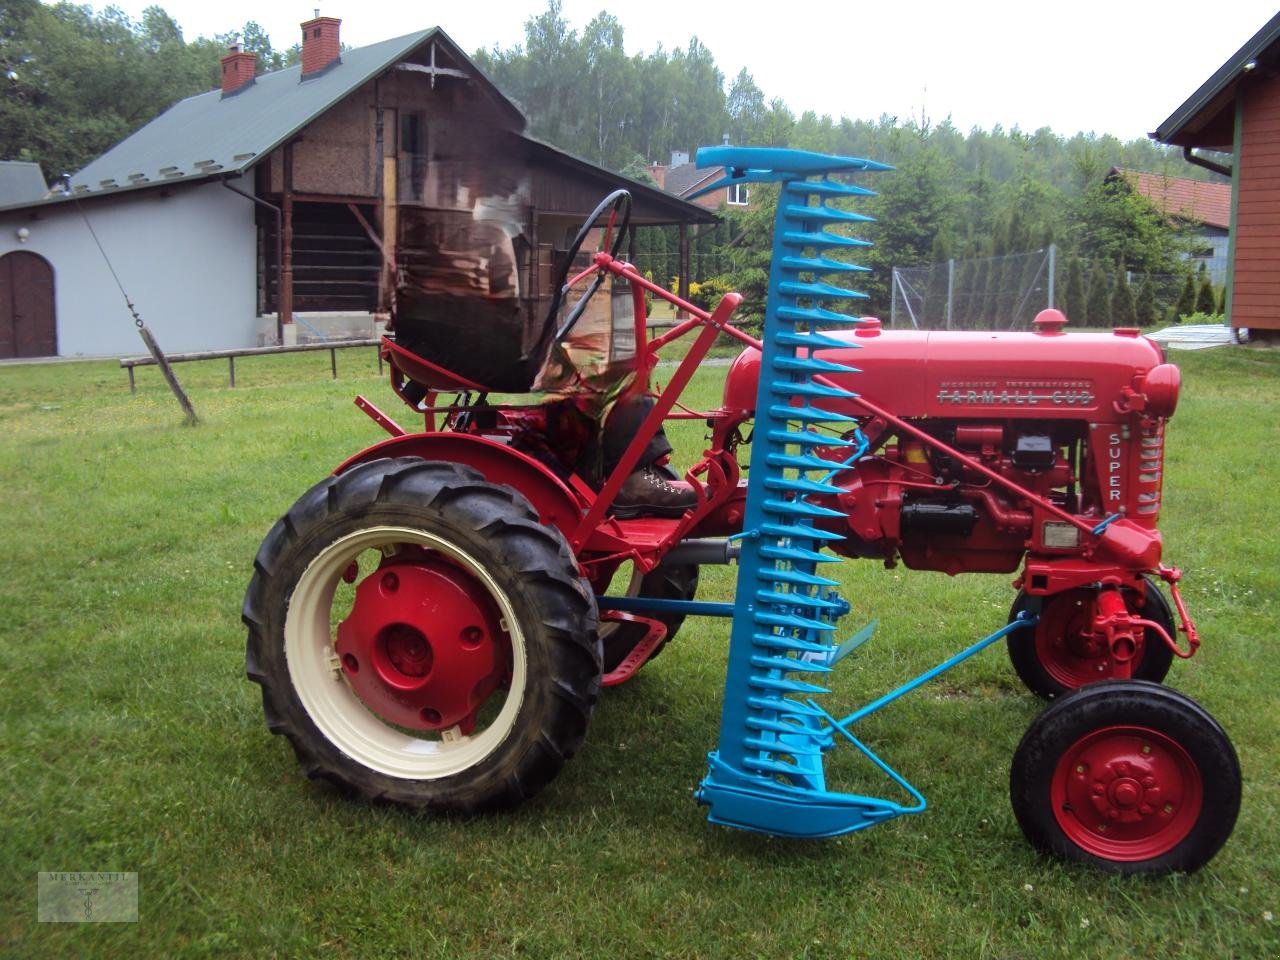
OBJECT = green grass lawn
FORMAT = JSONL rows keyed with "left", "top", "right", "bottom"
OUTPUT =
{"left": 1, "top": 345, "right": 1277, "bottom": 958}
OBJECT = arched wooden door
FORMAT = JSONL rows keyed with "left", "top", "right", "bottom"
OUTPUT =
{"left": 0, "top": 251, "right": 57, "bottom": 358}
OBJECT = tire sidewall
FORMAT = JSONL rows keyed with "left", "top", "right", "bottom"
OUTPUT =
{"left": 1011, "top": 680, "right": 1240, "bottom": 873}
{"left": 247, "top": 460, "right": 599, "bottom": 810}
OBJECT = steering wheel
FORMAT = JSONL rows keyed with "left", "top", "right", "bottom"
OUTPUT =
{"left": 549, "top": 190, "right": 632, "bottom": 345}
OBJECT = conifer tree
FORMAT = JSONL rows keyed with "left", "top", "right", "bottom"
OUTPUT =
{"left": 1173, "top": 272, "right": 1196, "bottom": 320}
{"left": 1111, "top": 265, "right": 1137, "bottom": 327}
{"left": 1194, "top": 262, "right": 1216, "bottom": 314}
{"left": 1135, "top": 275, "right": 1157, "bottom": 326}
{"left": 1085, "top": 263, "right": 1111, "bottom": 327}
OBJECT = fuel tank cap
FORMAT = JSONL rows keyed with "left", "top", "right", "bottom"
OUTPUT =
{"left": 1032, "top": 308, "right": 1068, "bottom": 335}
{"left": 855, "top": 317, "right": 882, "bottom": 337}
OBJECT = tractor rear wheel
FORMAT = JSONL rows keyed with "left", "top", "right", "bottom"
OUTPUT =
{"left": 1007, "top": 576, "right": 1175, "bottom": 698}
{"left": 1010, "top": 680, "right": 1239, "bottom": 874}
{"left": 243, "top": 458, "right": 601, "bottom": 812}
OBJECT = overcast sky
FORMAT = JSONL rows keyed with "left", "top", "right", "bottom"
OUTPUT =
{"left": 107, "top": 0, "right": 1277, "bottom": 142}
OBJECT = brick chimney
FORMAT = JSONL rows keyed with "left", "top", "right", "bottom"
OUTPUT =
{"left": 220, "top": 42, "right": 256, "bottom": 97}
{"left": 300, "top": 15, "right": 342, "bottom": 78}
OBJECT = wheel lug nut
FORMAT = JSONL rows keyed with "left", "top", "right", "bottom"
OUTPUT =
{"left": 1142, "top": 776, "right": 1156, "bottom": 788}
{"left": 382, "top": 571, "right": 399, "bottom": 592}
{"left": 420, "top": 707, "right": 441, "bottom": 725}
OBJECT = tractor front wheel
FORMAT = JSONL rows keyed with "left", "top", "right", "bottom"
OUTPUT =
{"left": 243, "top": 458, "right": 601, "bottom": 812}
{"left": 1010, "top": 680, "right": 1239, "bottom": 874}
{"left": 1007, "top": 576, "right": 1175, "bottom": 698}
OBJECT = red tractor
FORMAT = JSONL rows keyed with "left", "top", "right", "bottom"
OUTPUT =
{"left": 244, "top": 147, "right": 1238, "bottom": 873}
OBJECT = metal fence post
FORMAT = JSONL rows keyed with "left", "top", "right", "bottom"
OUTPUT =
{"left": 890, "top": 268, "right": 898, "bottom": 328}
{"left": 945, "top": 258, "right": 955, "bottom": 330}
{"left": 1047, "top": 244, "right": 1056, "bottom": 309}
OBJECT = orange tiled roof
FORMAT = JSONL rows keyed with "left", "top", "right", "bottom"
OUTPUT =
{"left": 1113, "top": 168, "right": 1232, "bottom": 229}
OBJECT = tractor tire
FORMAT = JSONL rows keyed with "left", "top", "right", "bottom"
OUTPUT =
{"left": 600, "top": 562, "right": 700, "bottom": 674}
{"left": 243, "top": 457, "right": 601, "bottom": 812}
{"left": 1007, "top": 576, "right": 1176, "bottom": 699}
{"left": 1010, "top": 680, "right": 1239, "bottom": 874}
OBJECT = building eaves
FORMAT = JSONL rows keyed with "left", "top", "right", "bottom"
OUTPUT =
{"left": 521, "top": 136, "right": 719, "bottom": 225}
{"left": 1152, "top": 10, "right": 1280, "bottom": 148}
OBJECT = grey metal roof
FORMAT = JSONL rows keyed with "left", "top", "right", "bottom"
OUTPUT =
{"left": 2, "top": 27, "right": 522, "bottom": 213}
{"left": 664, "top": 162, "right": 717, "bottom": 198}
{"left": 1152, "top": 10, "right": 1280, "bottom": 147}
{"left": 0, "top": 161, "right": 47, "bottom": 207}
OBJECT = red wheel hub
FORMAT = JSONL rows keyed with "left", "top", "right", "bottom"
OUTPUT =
{"left": 1051, "top": 725, "right": 1203, "bottom": 861}
{"left": 1035, "top": 589, "right": 1147, "bottom": 688}
{"left": 334, "top": 557, "right": 508, "bottom": 732}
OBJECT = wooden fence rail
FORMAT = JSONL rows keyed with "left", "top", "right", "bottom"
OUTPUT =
{"left": 120, "top": 338, "right": 383, "bottom": 393}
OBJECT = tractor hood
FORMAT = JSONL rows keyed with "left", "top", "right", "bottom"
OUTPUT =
{"left": 723, "top": 321, "right": 1177, "bottom": 421}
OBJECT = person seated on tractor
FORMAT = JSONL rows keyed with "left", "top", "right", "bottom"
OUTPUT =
{"left": 531, "top": 302, "right": 698, "bottom": 519}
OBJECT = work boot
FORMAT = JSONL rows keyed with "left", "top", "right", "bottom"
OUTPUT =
{"left": 610, "top": 465, "right": 698, "bottom": 519}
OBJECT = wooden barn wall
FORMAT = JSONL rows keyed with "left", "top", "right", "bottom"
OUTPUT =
{"left": 1234, "top": 70, "right": 1280, "bottom": 329}
{"left": 265, "top": 65, "right": 523, "bottom": 200}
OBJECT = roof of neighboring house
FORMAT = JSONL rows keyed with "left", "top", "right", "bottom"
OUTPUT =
{"left": 1152, "top": 10, "right": 1280, "bottom": 149}
{"left": 0, "top": 161, "right": 47, "bottom": 207}
{"left": 662, "top": 162, "right": 718, "bottom": 198}
{"left": 1110, "top": 167, "right": 1232, "bottom": 229}
{"left": 0, "top": 28, "right": 522, "bottom": 213}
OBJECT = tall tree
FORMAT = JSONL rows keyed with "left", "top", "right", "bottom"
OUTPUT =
{"left": 1111, "top": 264, "right": 1137, "bottom": 327}
{"left": 1194, "top": 261, "right": 1216, "bottom": 314}
{"left": 1063, "top": 254, "right": 1086, "bottom": 325}
{"left": 1085, "top": 262, "right": 1111, "bottom": 327}
{"left": 581, "top": 13, "right": 634, "bottom": 168}
{"left": 1135, "top": 274, "right": 1158, "bottom": 326}
{"left": 725, "top": 68, "right": 765, "bottom": 145}
{"left": 1173, "top": 272, "right": 1196, "bottom": 319}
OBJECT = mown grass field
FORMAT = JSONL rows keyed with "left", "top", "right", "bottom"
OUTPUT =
{"left": 1, "top": 344, "right": 1277, "bottom": 959}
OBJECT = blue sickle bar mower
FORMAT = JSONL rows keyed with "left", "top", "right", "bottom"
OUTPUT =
{"left": 684, "top": 147, "right": 1019, "bottom": 837}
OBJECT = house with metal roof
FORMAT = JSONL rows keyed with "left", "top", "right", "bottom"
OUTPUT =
{"left": 0, "top": 17, "right": 716, "bottom": 359}
{"left": 1151, "top": 9, "right": 1280, "bottom": 334}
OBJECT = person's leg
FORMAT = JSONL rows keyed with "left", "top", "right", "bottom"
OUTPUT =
{"left": 602, "top": 394, "right": 673, "bottom": 476}
{"left": 602, "top": 394, "right": 697, "bottom": 518}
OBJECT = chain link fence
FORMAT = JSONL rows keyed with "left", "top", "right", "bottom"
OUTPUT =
{"left": 890, "top": 247, "right": 1056, "bottom": 330}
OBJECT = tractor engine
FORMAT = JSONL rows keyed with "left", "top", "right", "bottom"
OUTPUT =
{"left": 721, "top": 314, "right": 1182, "bottom": 582}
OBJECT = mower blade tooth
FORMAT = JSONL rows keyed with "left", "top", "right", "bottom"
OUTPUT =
{"left": 747, "top": 675, "right": 831, "bottom": 695}
{"left": 749, "top": 654, "right": 832, "bottom": 674}
{"left": 782, "top": 179, "right": 877, "bottom": 198}
{"left": 758, "top": 523, "right": 844, "bottom": 541}
{"left": 761, "top": 498, "right": 846, "bottom": 519}
{"left": 751, "top": 633, "right": 833, "bottom": 654}
{"left": 778, "top": 281, "right": 867, "bottom": 301}
{"left": 754, "top": 611, "right": 835, "bottom": 632}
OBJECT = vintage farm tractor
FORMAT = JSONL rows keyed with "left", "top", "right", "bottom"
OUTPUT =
{"left": 244, "top": 147, "right": 1239, "bottom": 873}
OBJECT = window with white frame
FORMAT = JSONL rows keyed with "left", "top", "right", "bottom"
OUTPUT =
{"left": 726, "top": 183, "right": 749, "bottom": 206}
